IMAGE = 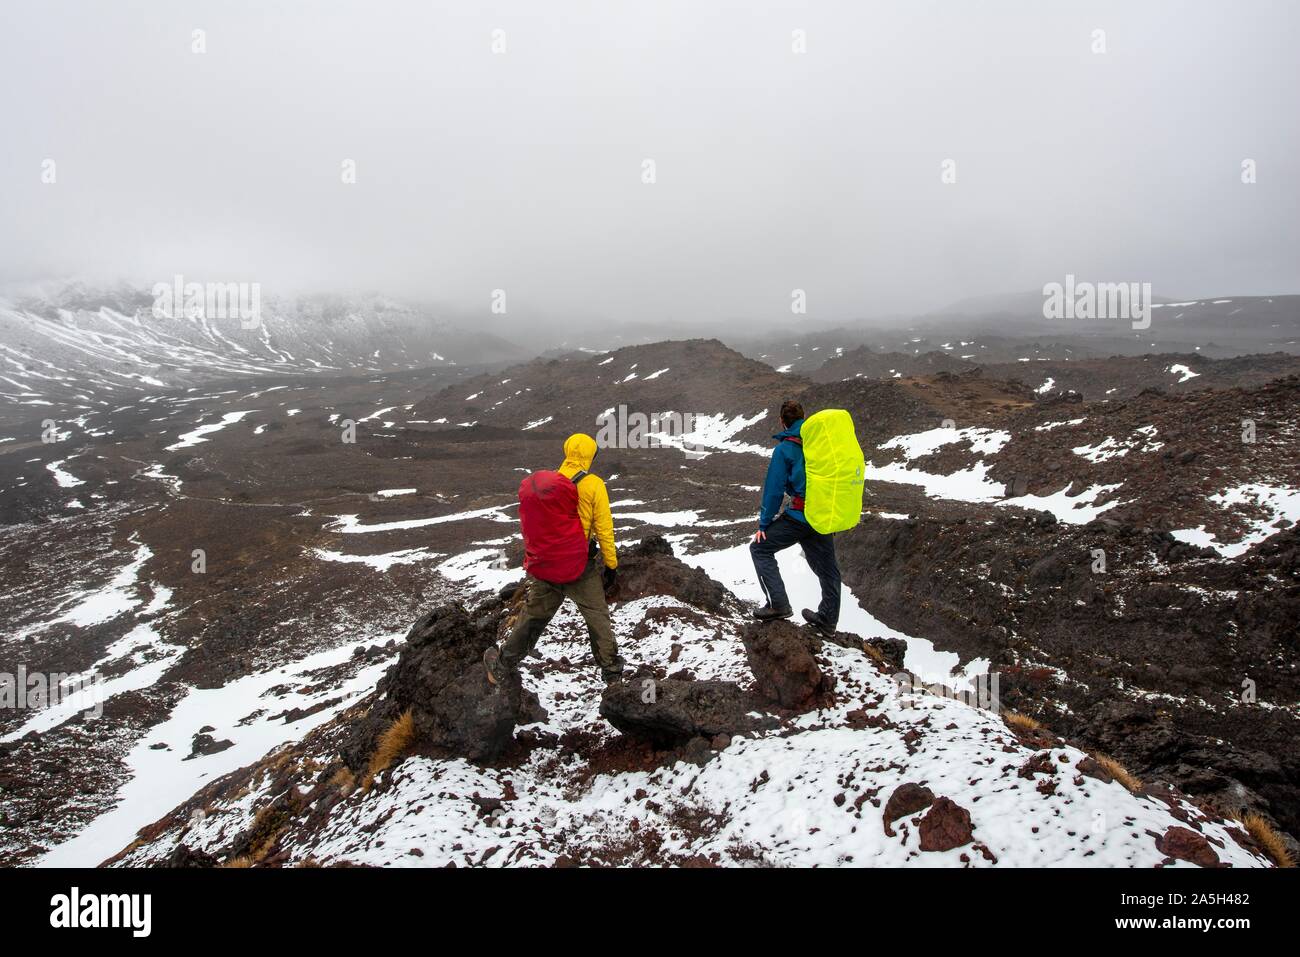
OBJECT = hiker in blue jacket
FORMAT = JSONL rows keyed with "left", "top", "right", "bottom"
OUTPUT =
{"left": 750, "top": 399, "right": 842, "bottom": 635}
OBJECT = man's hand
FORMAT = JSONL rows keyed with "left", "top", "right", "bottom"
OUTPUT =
{"left": 602, "top": 566, "right": 618, "bottom": 594}
{"left": 754, "top": 529, "right": 767, "bottom": 543}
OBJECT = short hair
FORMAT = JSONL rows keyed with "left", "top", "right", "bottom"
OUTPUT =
{"left": 780, "top": 400, "right": 805, "bottom": 427}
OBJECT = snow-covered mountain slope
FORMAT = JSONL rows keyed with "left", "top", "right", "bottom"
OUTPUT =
{"left": 0, "top": 283, "right": 521, "bottom": 423}
{"left": 100, "top": 539, "right": 1269, "bottom": 868}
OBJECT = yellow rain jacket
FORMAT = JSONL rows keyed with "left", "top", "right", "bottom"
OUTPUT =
{"left": 557, "top": 433, "right": 617, "bottom": 569}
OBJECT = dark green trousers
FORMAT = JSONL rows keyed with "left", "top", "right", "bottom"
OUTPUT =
{"left": 502, "top": 559, "right": 620, "bottom": 676}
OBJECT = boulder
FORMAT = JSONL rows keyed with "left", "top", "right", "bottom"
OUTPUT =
{"left": 186, "top": 733, "right": 234, "bottom": 760}
{"left": 741, "top": 620, "right": 832, "bottom": 711}
{"left": 600, "top": 677, "right": 776, "bottom": 748}
{"left": 918, "top": 796, "right": 975, "bottom": 851}
{"left": 882, "top": 783, "right": 935, "bottom": 836}
{"left": 343, "top": 603, "right": 521, "bottom": 766}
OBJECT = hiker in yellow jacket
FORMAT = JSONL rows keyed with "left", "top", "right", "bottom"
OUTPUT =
{"left": 485, "top": 433, "right": 626, "bottom": 683}
{"left": 558, "top": 433, "right": 618, "bottom": 572}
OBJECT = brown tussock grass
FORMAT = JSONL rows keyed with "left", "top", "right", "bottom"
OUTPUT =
{"left": 362, "top": 710, "right": 415, "bottom": 791}
{"left": 329, "top": 767, "right": 356, "bottom": 796}
{"left": 240, "top": 801, "right": 294, "bottom": 865}
{"left": 861, "top": 642, "right": 886, "bottom": 666}
{"left": 250, "top": 829, "right": 284, "bottom": 864}
{"left": 1089, "top": 752, "right": 1143, "bottom": 793}
{"left": 1002, "top": 710, "right": 1043, "bottom": 733}
{"left": 1239, "top": 812, "right": 1296, "bottom": 868}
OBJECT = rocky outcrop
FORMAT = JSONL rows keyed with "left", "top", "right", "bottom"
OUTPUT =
{"left": 741, "top": 621, "right": 833, "bottom": 711}
{"left": 610, "top": 536, "right": 734, "bottom": 614}
{"left": 1154, "top": 826, "right": 1223, "bottom": 868}
{"left": 342, "top": 602, "right": 524, "bottom": 766}
{"left": 863, "top": 636, "right": 908, "bottom": 672}
{"left": 600, "top": 678, "right": 776, "bottom": 748}
{"left": 186, "top": 732, "right": 234, "bottom": 760}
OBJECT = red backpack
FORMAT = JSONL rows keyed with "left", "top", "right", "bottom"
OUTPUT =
{"left": 518, "top": 470, "right": 591, "bottom": 584}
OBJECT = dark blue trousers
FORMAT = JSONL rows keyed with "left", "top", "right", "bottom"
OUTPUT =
{"left": 749, "top": 514, "right": 841, "bottom": 626}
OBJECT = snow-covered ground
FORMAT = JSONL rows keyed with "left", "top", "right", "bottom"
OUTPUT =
{"left": 312, "top": 547, "right": 444, "bottom": 571}
{"left": 864, "top": 427, "right": 1010, "bottom": 503}
{"left": 1072, "top": 426, "right": 1163, "bottom": 463}
{"left": 673, "top": 538, "right": 988, "bottom": 689}
{"left": 1171, "top": 483, "right": 1300, "bottom": 558}
{"left": 328, "top": 504, "right": 516, "bottom": 534}
{"left": 165, "top": 410, "right": 257, "bottom": 451}
{"left": 650, "top": 410, "right": 771, "bottom": 458}
{"left": 38, "top": 638, "right": 397, "bottom": 868}
{"left": 996, "top": 483, "right": 1124, "bottom": 525}
{"left": 9, "top": 541, "right": 158, "bottom": 642}
{"left": 11, "top": 468, "right": 1280, "bottom": 870}
{"left": 113, "top": 559, "right": 1267, "bottom": 869}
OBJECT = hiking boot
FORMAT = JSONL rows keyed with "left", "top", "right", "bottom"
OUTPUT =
{"left": 802, "top": 608, "right": 834, "bottom": 637}
{"left": 483, "top": 645, "right": 508, "bottom": 686}
{"left": 753, "top": 605, "right": 793, "bottom": 622}
{"left": 602, "top": 656, "right": 627, "bottom": 684}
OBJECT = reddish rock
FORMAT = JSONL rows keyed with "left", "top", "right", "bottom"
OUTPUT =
{"left": 1018, "top": 751, "right": 1057, "bottom": 779}
{"left": 1155, "top": 826, "right": 1223, "bottom": 868}
{"left": 882, "top": 782, "right": 935, "bottom": 836}
{"left": 918, "top": 797, "right": 975, "bottom": 852}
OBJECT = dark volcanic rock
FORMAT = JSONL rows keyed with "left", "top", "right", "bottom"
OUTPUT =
{"left": 1018, "top": 751, "right": 1057, "bottom": 779}
{"left": 600, "top": 678, "right": 776, "bottom": 748}
{"left": 343, "top": 603, "right": 521, "bottom": 766}
{"left": 611, "top": 536, "right": 733, "bottom": 613}
{"left": 810, "top": 624, "right": 907, "bottom": 674}
{"left": 741, "top": 620, "right": 832, "bottom": 711}
{"left": 918, "top": 796, "right": 975, "bottom": 852}
{"left": 1084, "top": 701, "right": 1181, "bottom": 766}
{"left": 517, "top": 687, "right": 548, "bottom": 726}
{"left": 157, "top": 844, "right": 220, "bottom": 868}
{"left": 882, "top": 783, "right": 935, "bottom": 836}
{"left": 186, "top": 733, "right": 234, "bottom": 760}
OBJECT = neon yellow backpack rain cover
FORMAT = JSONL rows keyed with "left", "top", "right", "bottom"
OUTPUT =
{"left": 799, "top": 409, "right": 865, "bottom": 534}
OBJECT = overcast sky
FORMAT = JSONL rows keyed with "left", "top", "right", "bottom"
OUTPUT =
{"left": 1, "top": 0, "right": 1297, "bottom": 326}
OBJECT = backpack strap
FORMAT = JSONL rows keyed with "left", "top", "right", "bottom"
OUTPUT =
{"left": 568, "top": 470, "right": 599, "bottom": 557}
{"left": 782, "top": 436, "right": 804, "bottom": 509}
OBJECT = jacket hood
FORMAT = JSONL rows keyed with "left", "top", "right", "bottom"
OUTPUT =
{"left": 772, "top": 418, "right": 804, "bottom": 441}
{"left": 562, "top": 433, "right": 598, "bottom": 471}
